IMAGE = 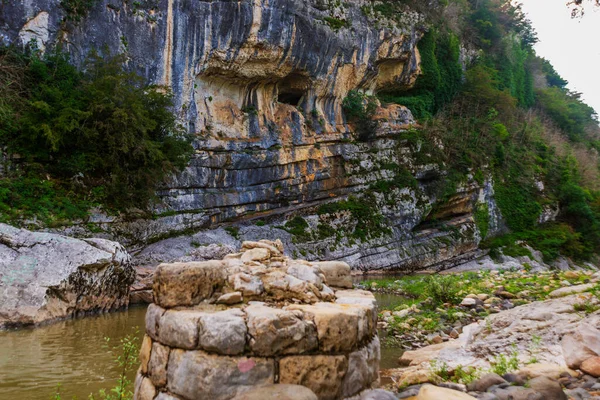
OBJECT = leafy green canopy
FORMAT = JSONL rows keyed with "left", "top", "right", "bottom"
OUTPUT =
{"left": 375, "top": 0, "right": 600, "bottom": 260}
{"left": 0, "top": 47, "right": 192, "bottom": 224}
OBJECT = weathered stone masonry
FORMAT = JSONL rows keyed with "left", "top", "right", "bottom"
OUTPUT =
{"left": 135, "top": 240, "right": 380, "bottom": 400}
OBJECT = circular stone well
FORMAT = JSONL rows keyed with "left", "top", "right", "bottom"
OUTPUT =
{"left": 134, "top": 240, "right": 380, "bottom": 400}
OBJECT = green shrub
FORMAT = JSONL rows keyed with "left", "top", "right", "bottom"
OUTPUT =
{"left": 342, "top": 90, "right": 378, "bottom": 142}
{"left": 323, "top": 17, "right": 350, "bottom": 31}
{"left": 0, "top": 47, "right": 193, "bottom": 222}
{"left": 284, "top": 216, "right": 310, "bottom": 239}
{"left": 318, "top": 195, "right": 390, "bottom": 241}
{"left": 423, "top": 275, "right": 461, "bottom": 306}
{"left": 60, "top": 0, "right": 98, "bottom": 23}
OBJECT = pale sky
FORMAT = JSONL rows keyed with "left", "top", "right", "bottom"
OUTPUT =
{"left": 520, "top": 0, "right": 600, "bottom": 115}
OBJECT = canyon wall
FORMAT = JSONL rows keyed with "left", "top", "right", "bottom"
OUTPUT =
{"left": 1, "top": 0, "right": 508, "bottom": 271}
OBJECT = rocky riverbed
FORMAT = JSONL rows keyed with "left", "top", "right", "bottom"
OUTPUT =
{"left": 362, "top": 265, "right": 600, "bottom": 400}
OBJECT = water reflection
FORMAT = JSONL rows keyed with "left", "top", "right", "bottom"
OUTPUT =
{"left": 0, "top": 306, "right": 147, "bottom": 400}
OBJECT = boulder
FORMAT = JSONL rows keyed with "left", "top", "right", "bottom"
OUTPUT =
{"left": 153, "top": 261, "right": 226, "bottom": 308}
{"left": 167, "top": 349, "right": 275, "bottom": 400}
{"left": 287, "top": 302, "right": 373, "bottom": 353}
{"left": 0, "top": 223, "right": 134, "bottom": 328}
{"left": 466, "top": 373, "right": 506, "bottom": 392}
{"left": 342, "top": 337, "right": 380, "bottom": 397}
{"left": 549, "top": 283, "right": 596, "bottom": 298}
{"left": 518, "top": 363, "right": 577, "bottom": 380}
{"left": 279, "top": 355, "right": 348, "bottom": 400}
{"left": 562, "top": 322, "right": 600, "bottom": 369}
{"left": 245, "top": 305, "right": 318, "bottom": 356}
{"left": 232, "top": 384, "right": 318, "bottom": 400}
{"left": 460, "top": 298, "right": 477, "bottom": 307}
{"left": 198, "top": 309, "right": 248, "bottom": 355}
{"left": 580, "top": 356, "right": 600, "bottom": 377}
{"left": 528, "top": 376, "right": 567, "bottom": 400}
{"left": 312, "top": 261, "right": 353, "bottom": 289}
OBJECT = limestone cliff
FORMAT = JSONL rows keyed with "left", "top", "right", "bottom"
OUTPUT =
{"left": 2, "top": 0, "right": 506, "bottom": 271}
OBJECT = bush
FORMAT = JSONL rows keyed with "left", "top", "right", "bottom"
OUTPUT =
{"left": 342, "top": 90, "right": 379, "bottom": 142}
{"left": 0, "top": 47, "right": 193, "bottom": 221}
{"left": 423, "top": 275, "right": 461, "bottom": 306}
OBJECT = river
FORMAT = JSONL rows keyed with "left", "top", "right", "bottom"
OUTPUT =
{"left": 0, "top": 285, "right": 405, "bottom": 399}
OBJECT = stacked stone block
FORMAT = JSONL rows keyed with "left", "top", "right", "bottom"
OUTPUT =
{"left": 134, "top": 240, "right": 380, "bottom": 400}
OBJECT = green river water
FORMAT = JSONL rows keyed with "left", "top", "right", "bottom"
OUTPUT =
{"left": 0, "top": 289, "right": 404, "bottom": 399}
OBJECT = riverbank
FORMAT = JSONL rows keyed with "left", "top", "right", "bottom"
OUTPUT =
{"left": 360, "top": 267, "right": 599, "bottom": 351}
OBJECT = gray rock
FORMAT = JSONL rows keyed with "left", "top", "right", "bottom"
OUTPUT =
{"left": 470, "top": 393, "right": 500, "bottom": 400}
{"left": 566, "top": 388, "right": 594, "bottom": 400}
{"left": 397, "top": 385, "right": 422, "bottom": 399}
{"left": 232, "top": 384, "right": 318, "bottom": 400}
{"left": 342, "top": 337, "right": 380, "bottom": 397}
{"left": 467, "top": 373, "right": 507, "bottom": 392}
{"left": 198, "top": 309, "right": 248, "bottom": 355}
{"left": 167, "top": 349, "right": 275, "bottom": 400}
{"left": 245, "top": 305, "right": 318, "bottom": 356}
{"left": 528, "top": 376, "right": 567, "bottom": 400}
{"left": 0, "top": 223, "right": 134, "bottom": 328}
{"left": 217, "top": 291, "right": 243, "bottom": 305}
{"left": 355, "top": 389, "right": 399, "bottom": 400}
{"left": 148, "top": 342, "right": 169, "bottom": 388}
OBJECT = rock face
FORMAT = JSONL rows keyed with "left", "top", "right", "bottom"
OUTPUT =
{"left": 0, "top": 223, "right": 134, "bottom": 328}
{"left": 135, "top": 240, "right": 380, "bottom": 400}
{"left": 390, "top": 292, "right": 600, "bottom": 387}
{"left": 1, "top": 0, "right": 505, "bottom": 273}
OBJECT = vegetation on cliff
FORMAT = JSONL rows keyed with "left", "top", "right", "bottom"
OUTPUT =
{"left": 376, "top": 0, "right": 600, "bottom": 262}
{"left": 0, "top": 47, "right": 193, "bottom": 225}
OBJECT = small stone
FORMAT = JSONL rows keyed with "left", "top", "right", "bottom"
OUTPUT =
{"left": 581, "top": 356, "right": 600, "bottom": 378}
{"left": 232, "top": 384, "right": 318, "bottom": 400}
{"left": 416, "top": 384, "right": 478, "bottom": 399}
{"left": 477, "top": 294, "right": 490, "bottom": 301}
{"left": 503, "top": 373, "right": 527, "bottom": 385}
{"left": 460, "top": 298, "right": 477, "bottom": 307}
{"left": 157, "top": 310, "right": 202, "bottom": 349}
{"left": 241, "top": 248, "right": 271, "bottom": 263}
{"left": 229, "top": 273, "right": 264, "bottom": 297}
{"left": 312, "top": 261, "right": 353, "bottom": 289}
{"left": 427, "top": 333, "right": 443, "bottom": 344}
{"left": 217, "top": 292, "right": 243, "bottom": 305}
{"left": 564, "top": 271, "right": 580, "bottom": 279}
{"left": 287, "top": 263, "right": 323, "bottom": 288}
{"left": 496, "top": 291, "right": 516, "bottom": 299}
